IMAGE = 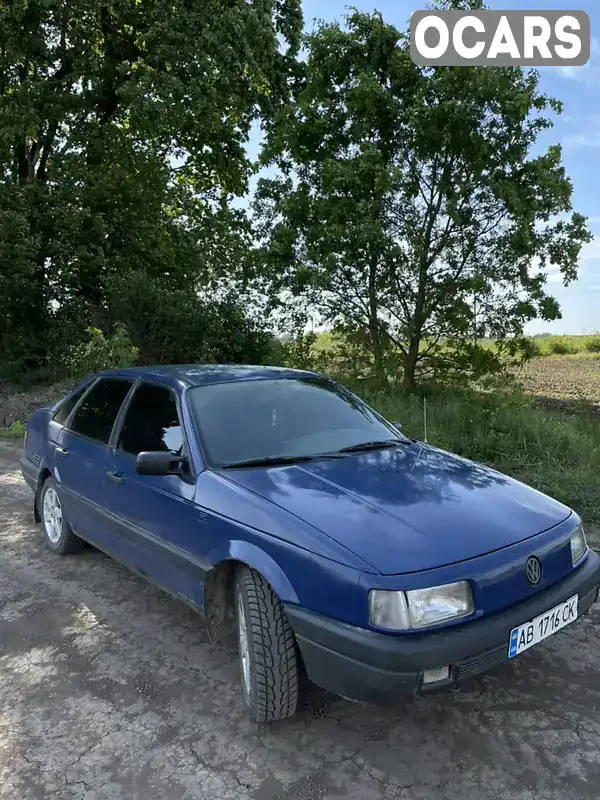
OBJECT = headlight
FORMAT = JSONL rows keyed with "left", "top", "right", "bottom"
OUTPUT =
{"left": 369, "top": 581, "right": 474, "bottom": 631}
{"left": 570, "top": 526, "right": 588, "bottom": 566}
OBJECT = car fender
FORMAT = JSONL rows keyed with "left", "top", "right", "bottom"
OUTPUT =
{"left": 216, "top": 540, "right": 300, "bottom": 605}
{"left": 201, "top": 540, "right": 301, "bottom": 642}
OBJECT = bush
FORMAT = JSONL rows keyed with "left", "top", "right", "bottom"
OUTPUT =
{"left": 586, "top": 334, "right": 600, "bottom": 354}
{"left": 0, "top": 420, "right": 26, "bottom": 439}
{"left": 68, "top": 325, "right": 139, "bottom": 379}
{"left": 548, "top": 336, "right": 580, "bottom": 355}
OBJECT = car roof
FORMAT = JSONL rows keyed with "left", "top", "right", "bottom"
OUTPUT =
{"left": 97, "top": 364, "right": 322, "bottom": 388}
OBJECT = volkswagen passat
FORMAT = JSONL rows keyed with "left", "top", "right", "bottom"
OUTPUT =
{"left": 20, "top": 365, "right": 600, "bottom": 721}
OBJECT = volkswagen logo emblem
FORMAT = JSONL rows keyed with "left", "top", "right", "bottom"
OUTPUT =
{"left": 526, "top": 556, "right": 542, "bottom": 586}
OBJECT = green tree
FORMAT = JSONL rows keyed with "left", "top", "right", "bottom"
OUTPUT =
{"left": 0, "top": 0, "right": 302, "bottom": 376}
{"left": 254, "top": 10, "right": 590, "bottom": 388}
{"left": 98, "top": 270, "right": 273, "bottom": 366}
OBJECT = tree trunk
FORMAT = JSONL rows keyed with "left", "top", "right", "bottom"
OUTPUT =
{"left": 401, "top": 256, "right": 428, "bottom": 390}
{"left": 402, "top": 337, "right": 419, "bottom": 389}
{"left": 367, "top": 256, "right": 388, "bottom": 388}
{"left": 369, "top": 318, "right": 388, "bottom": 388}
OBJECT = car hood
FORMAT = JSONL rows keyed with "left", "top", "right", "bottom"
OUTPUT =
{"left": 223, "top": 443, "right": 572, "bottom": 575}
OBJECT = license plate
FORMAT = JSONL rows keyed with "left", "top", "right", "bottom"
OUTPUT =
{"left": 508, "top": 595, "right": 578, "bottom": 659}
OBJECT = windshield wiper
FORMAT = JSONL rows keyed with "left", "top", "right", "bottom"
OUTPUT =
{"left": 222, "top": 455, "right": 314, "bottom": 470}
{"left": 336, "top": 439, "right": 410, "bottom": 454}
{"left": 221, "top": 452, "right": 344, "bottom": 470}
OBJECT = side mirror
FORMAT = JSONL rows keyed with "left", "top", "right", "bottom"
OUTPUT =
{"left": 135, "top": 451, "right": 186, "bottom": 476}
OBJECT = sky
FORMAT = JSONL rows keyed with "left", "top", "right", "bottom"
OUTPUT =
{"left": 293, "top": 0, "right": 600, "bottom": 335}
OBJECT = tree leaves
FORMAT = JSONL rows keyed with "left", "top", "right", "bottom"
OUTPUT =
{"left": 0, "top": 0, "right": 302, "bottom": 375}
{"left": 1, "top": 4, "right": 591, "bottom": 389}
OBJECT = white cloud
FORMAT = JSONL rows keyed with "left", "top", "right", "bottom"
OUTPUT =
{"left": 580, "top": 237, "right": 600, "bottom": 262}
{"left": 555, "top": 38, "right": 600, "bottom": 87}
{"left": 562, "top": 132, "right": 600, "bottom": 149}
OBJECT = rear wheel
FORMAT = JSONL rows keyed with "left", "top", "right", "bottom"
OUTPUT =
{"left": 235, "top": 566, "right": 299, "bottom": 722}
{"left": 40, "top": 478, "right": 84, "bottom": 555}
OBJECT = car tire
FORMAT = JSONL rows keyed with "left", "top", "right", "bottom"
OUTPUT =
{"left": 235, "top": 565, "right": 299, "bottom": 722}
{"left": 40, "top": 477, "right": 85, "bottom": 555}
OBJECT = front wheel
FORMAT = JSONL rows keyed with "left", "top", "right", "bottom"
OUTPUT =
{"left": 40, "top": 478, "right": 85, "bottom": 555}
{"left": 235, "top": 566, "right": 299, "bottom": 722}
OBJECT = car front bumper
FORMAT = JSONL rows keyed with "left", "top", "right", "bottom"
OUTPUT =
{"left": 286, "top": 549, "right": 600, "bottom": 704}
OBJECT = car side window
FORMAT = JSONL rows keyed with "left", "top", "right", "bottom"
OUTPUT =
{"left": 70, "top": 379, "right": 133, "bottom": 445}
{"left": 52, "top": 383, "right": 90, "bottom": 426}
{"left": 117, "top": 383, "right": 184, "bottom": 457}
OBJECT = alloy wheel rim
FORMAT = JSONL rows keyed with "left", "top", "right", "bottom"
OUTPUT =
{"left": 42, "top": 487, "right": 62, "bottom": 544}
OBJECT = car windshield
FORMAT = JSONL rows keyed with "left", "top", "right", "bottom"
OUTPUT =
{"left": 188, "top": 377, "right": 407, "bottom": 468}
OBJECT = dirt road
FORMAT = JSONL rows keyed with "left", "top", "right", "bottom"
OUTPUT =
{"left": 1, "top": 441, "right": 600, "bottom": 799}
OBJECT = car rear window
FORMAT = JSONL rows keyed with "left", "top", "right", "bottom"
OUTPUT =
{"left": 69, "top": 378, "right": 132, "bottom": 444}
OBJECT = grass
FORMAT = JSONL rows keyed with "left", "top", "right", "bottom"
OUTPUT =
{"left": 0, "top": 420, "right": 26, "bottom": 439}
{"left": 364, "top": 388, "right": 600, "bottom": 525}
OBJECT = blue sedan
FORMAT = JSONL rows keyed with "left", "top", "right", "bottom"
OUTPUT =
{"left": 20, "top": 365, "right": 600, "bottom": 721}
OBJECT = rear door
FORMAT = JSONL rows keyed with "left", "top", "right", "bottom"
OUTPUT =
{"left": 55, "top": 378, "right": 134, "bottom": 542}
{"left": 104, "top": 381, "right": 207, "bottom": 606}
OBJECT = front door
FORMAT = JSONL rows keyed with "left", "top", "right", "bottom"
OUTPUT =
{"left": 104, "top": 381, "right": 208, "bottom": 607}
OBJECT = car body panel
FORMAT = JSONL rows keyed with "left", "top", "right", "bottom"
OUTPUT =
{"left": 186, "top": 494, "right": 365, "bottom": 621}
{"left": 23, "top": 408, "right": 51, "bottom": 467}
{"left": 223, "top": 444, "right": 571, "bottom": 576}
{"left": 103, "top": 448, "right": 206, "bottom": 605}
{"left": 53, "top": 427, "right": 111, "bottom": 541}
{"left": 196, "top": 470, "right": 374, "bottom": 572}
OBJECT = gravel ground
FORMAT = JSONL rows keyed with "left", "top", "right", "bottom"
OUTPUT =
{"left": 1, "top": 440, "right": 600, "bottom": 800}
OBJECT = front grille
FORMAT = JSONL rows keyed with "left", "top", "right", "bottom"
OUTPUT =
{"left": 457, "top": 643, "right": 507, "bottom": 681}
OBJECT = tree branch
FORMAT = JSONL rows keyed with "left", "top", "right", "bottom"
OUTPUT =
{"left": 37, "top": 122, "right": 59, "bottom": 181}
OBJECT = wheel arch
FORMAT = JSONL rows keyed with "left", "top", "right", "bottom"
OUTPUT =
{"left": 203, "top": 542, "right": 299, "bottom": 642}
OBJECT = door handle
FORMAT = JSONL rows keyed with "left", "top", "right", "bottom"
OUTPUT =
{"left": 56, "top": 446, "right": 69, "bottom": 458}
{"left": 105, "top": 470, "right": 125, "bottom": 485}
